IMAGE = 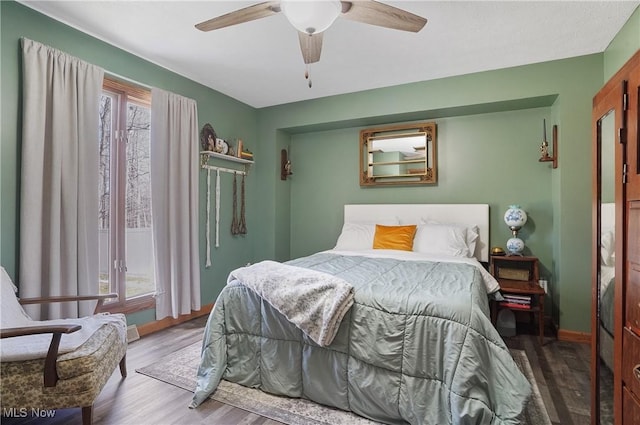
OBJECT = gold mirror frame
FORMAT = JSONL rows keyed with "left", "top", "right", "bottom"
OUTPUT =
{"left": 359, "top": 122, "right": 437, "bottom": 187}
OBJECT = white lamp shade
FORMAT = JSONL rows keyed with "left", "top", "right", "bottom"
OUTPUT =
{"left": 504, "top": 205, "right": 528, "bottom": 229}
{"left": 281, "top": 0, "right": 342, "bottom": 34}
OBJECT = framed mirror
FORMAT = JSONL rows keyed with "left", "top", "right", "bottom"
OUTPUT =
{"left": 592, "top": 101, "right": 617, "bottom": 425}
{"left": 360, "top": 122, "right": 436, "bottom": 186}
{"left": 597, "top": 110, "right": 616, "bottom": 425}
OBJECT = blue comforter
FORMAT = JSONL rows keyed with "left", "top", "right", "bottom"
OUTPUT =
{"left": 191, "top": 252, "right": 531, "bottom": 424}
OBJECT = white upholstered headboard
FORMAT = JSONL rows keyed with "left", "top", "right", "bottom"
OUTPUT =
{"left": 344, "top": 204, "right": 490, "bottom": 262}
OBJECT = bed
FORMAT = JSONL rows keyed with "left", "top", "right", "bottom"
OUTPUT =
{"left": 191, "top": 204, "right": 531, "bottom": 424}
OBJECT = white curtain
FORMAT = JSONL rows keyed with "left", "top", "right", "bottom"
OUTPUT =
{"left": 19, "top": 39, "right": 104, "bottom": 320}
{"left": 151, "top": 88, "right": 201, "bottom": 320}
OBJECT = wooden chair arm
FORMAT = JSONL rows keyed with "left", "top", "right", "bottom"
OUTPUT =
{"left": 18, "top": 293, "right": 118, "bottom": 314}
{"left": 1, "top": 324, "right": 82, "bottom": 387}
{"left": 1, "top": 324, "right": 81, "bottom": 339}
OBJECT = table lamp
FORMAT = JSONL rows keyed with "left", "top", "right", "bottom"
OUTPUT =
{"left": 504, "top": 205, "right": 528, "bottom": 256}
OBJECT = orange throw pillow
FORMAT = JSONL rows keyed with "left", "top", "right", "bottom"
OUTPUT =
{"left": 373, "top": 224, "right": 417, "bottom": 251}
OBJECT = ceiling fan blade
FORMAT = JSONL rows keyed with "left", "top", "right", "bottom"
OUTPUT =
{"left": 195, "top": 1, "right": 281, "bottom": 32}
{"left": 298, "top": 32, "right": 323, "bottom": 64}
{"left": 340, "top": 1, "right": 427, "bottom": 33}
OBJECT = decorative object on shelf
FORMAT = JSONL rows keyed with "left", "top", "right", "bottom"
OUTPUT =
{"left": 215, "top": 138, "right": 229, "bottom": 155}
{"left": 539, "top": 119, "right": 558, "bottom": 169}
{"left": 240, "top": 147, "right": 254, "bottom": 161}
{"left": 491, "top": 246, "right": 506, "bottom": 256}
{"left": 504, "top": 205, "right": 528, "bottom": 256}
{"left": 200, "top": 123, "right": 217, "bottom": 151}
{"left": 236, "top": 139, "right": 243, "bottom": 158}
{"left": 281, "top": 149, "right": 293, "bottom": 180}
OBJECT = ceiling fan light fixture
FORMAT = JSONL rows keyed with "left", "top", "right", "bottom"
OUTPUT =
{"left": 281, "top": 0, "right": 342, "bottom": 35}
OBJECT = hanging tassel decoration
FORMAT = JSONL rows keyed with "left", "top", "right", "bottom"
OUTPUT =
{"left": 205, "top": 169, "right": 212, "bottom": 268}
{"left": 239, "top": 173, "right": 247, "bottom": 234}
{"left": 215, "top": 169, "right": 220, "bottom": 247}
{"left": 231, "top": 172, "right": 239, "bottom": 235}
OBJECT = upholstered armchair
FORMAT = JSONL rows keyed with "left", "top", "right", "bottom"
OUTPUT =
{"left": 0, "top": 267, "right": 128, "bottom": 425}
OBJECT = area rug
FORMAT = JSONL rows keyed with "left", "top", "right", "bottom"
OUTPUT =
{"left": 136, "top": 341, "right": 551, "bottom": 425}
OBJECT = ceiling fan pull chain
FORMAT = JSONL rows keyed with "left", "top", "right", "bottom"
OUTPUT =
{"left": 305, "top": 65, "right": 312, "bottom": 88}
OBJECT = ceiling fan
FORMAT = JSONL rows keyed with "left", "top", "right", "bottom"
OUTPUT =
{"left": 195, "top": 1, "right": 427, "bottom": 66}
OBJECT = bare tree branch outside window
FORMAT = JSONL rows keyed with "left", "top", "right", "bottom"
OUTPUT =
{"left": 98, "top": 95, "right": 112, "bottom": 230}
{"left": 125, "top": 103, "right": 151, "bottom": 229}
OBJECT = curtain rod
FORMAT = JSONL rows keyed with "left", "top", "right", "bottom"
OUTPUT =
{"left": 105, "top": 70, "right": 152, "bottom": 90}
{"left": 19, "top": 38, "right": 153, "bottom": 90}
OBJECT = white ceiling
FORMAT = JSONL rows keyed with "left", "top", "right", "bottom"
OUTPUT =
{"left": 20, "top": 1, "right": 640, "bottom": 108}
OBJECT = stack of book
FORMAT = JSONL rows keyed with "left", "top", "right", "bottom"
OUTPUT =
{"left": 499, "top": 294, "right": 531, "bottom": 309}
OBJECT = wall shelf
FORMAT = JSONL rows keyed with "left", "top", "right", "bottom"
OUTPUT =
{"left": 200, "top": 151, "right": 254, "bottom": 166}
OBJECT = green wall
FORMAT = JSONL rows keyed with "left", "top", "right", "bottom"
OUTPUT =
{"left": 287, "top": 109, "right": 554, "bottom": 267}
{"left": 0, "top": 1, "right": 260, "bottom": 325}
{"left": 604, "top": 5, "right": 640, "bottom": 81}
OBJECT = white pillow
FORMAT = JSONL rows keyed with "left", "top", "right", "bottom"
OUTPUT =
{"left": 413, "top": 222, "right": 474, "bottom": 257}
{"left": 334, "top": 219, "right": 399, "bottom": 251}
{"left": 421, "top": 220, "right": 479, "bottom": 257}
{"left": 465, "top": 225, "right": 480, "bottom": 257}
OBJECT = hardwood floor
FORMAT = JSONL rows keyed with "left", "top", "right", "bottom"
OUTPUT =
{"left": 2, "top": 317, "right": 591, "bottom": 425}
{"left": 503, "top": 322, "right": 592, "bottom": 425}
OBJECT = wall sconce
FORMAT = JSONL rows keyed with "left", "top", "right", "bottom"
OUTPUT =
{"left": 281, "top": 149, "right": 293, "bottom": 180}
{"left": 539, "top": 119, "right": 558, "bottom": 169}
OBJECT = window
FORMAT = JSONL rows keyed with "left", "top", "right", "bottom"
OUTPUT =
{"left": 98, "top": 78, "right": 155, "bottom": 313}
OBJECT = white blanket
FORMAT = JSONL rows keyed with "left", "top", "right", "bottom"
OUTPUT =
{"left": 228, "top": 260, "right": 354, "bottom": 347}
{"left": 0, "top": 313, "right": 127, "bottom": 362}
{"left": 1, "top": 266, "right": 127, "bottom": 362}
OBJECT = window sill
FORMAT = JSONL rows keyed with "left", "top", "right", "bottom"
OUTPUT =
{"left": 100, "top": 294, "right": 155, "bottom": 315}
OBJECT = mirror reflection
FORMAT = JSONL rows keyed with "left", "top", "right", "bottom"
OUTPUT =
{"left": 597, "top": 109, "right": 615, "bottom": 425}
{"left": 360, "top": 122, "right": 436, "bottom": 186}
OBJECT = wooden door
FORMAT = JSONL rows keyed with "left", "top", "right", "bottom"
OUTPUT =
{"left": 592, "top": 49, "right": 640, "bottom": 425}
{"left": 621, "top": 53, "right": 640, "bottom": 425}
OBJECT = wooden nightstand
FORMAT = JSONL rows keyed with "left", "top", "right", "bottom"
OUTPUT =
{"left": 490, "top": 255, "right": 546, "bottom": 345}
